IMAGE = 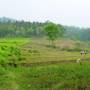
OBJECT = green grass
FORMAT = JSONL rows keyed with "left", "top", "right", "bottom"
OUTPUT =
{"left": 20, "top": 38, "right": 90, "bottom": 63}
{"left": 0, "top": 38, "right": 30, "bottom": 64}
{"left": 0, "top": 38, "right": 90, "bottom": 64}
{"left": 0, "top": 38, "right": 90, "bottom": 90}
{"left": 0, "top": 62, "right": 90, "bottom": 90}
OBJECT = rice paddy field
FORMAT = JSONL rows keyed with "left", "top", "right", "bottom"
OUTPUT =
{"left": 0, "top": 38, "right": 90, "bottom": 90}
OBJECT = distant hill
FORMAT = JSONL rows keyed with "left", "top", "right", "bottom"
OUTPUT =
{"left": 0, "top": 17, "right": 16, "bottom": 23}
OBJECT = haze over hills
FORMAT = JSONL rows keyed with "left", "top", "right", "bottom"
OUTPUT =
{"left": 0, "top": 17, "right": 87, "bottom": 28}
{"left": 0, "top": 17, "right": 16, "bottom": 23}
{"left": 0, "top": 17, "right": 90, "bottom": 41}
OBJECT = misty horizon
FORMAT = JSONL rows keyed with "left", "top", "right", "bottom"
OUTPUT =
{"left": 0, "top": 0, "right": 90, "bottom": 28}
{"left": 0, "top": 16, "right": 89, "bottom": 28}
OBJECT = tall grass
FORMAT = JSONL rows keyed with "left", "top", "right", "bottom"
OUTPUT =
{"left": 0, "top": 38, "right": 30, "bottom": 64}
{"left": 0, "top": 63, "right": 90, "bottom": 90}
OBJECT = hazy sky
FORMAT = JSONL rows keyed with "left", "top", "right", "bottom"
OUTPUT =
{"left": 0, "top": 0, "right": 90, "bottom": 27}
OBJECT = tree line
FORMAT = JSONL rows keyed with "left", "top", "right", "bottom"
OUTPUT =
{"left": 0, "top": 17, "right": 90, "bottom": 41}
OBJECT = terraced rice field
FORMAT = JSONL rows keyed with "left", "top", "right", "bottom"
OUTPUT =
{"left": 0, "top": 38, "right": 90, "bottom": 90}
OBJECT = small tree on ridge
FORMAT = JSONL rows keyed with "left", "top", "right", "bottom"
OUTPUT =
{"left": 44, "top": 22, "right": 64, "bottom": 47}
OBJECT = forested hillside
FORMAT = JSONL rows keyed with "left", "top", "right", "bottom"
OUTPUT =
{"left": 0, "top": 17, "right": 90, "bottom": 41}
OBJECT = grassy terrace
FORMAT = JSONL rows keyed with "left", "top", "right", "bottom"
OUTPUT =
{"left": 0, "top": 38, "right": 30, "bottom": 64}
{"left": 0, "top": 38, "right": 90, "bottom": 65}
{"left": 20, "top": 38, "right": 90, "bottom": 64}
{"left": 0, "top": 62, "right": 90, "bottom": 90}
{"left": 0, "top": 38, "right": 90, "bottom": 90}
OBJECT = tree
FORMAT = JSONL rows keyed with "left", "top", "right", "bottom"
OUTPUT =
{"left": 44, "top": 22, "right": 64, "bottom": 47}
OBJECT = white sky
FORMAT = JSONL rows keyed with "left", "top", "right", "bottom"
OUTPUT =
{"left": 0, "top": 0, "right": 90, "bottom": 27}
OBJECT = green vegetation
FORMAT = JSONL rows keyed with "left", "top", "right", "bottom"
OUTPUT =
{"left": 0, "top": 38, "right": 30, "bottom": 64}
{"left": 0, "top": 38, "right": 90, "bottom": 64}
{"left": 0, "top": 38, "right": 90, "bottom": 90}
{"left": 0, "top": 17, "right": 90, "bottom": 90}
{"left": 0, "top": 63, "right": 90, "bottom": 90}
{"left": 0, "top": 17, "right": 90, "bottom": 41}
{"left": 44, "top": 22, "right": 64, "bottom": 47}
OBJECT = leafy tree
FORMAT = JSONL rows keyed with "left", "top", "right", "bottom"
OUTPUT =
{"left": 44, "top": 22, "right": 64, "bottom": 47}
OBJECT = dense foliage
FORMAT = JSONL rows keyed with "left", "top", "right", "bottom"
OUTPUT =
{"left": 44, "top": 22, "right": 64, "bottom": 47}
{"left": 0, "top": 17, "right": 90, "bottom": 41}
{"left": 64, "top": 26, "right": 90, "bottom": 41}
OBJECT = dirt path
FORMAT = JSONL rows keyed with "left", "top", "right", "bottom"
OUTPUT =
{"left": 1, "top": 58, "right": 90, "bottom": 67}
{"left": 20, "top": 58, "right": 90, "bottom": 67}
